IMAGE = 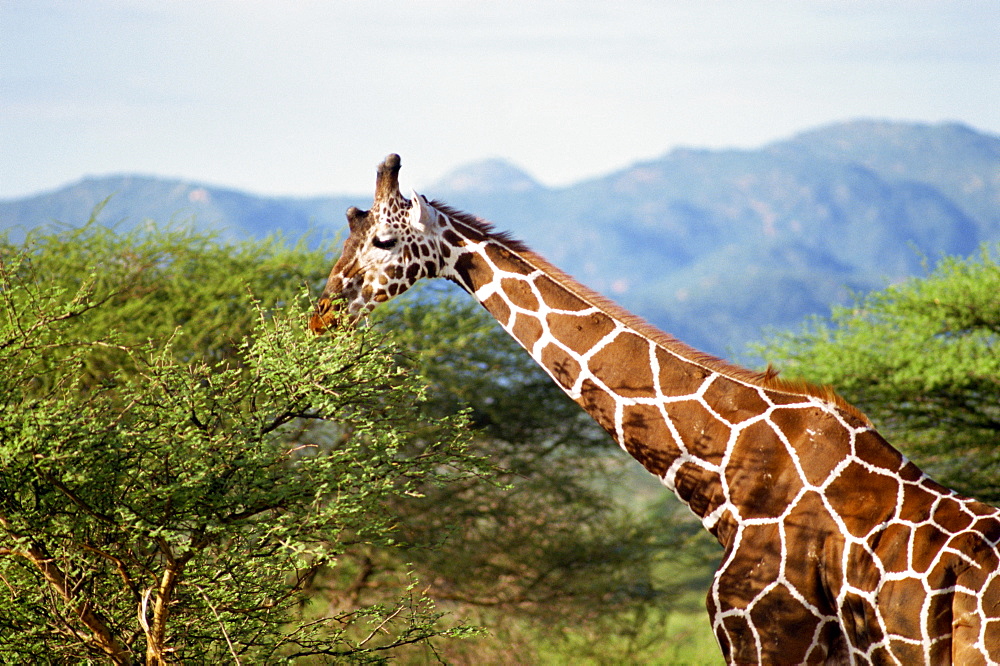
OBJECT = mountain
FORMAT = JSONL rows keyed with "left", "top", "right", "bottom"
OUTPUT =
{"left": 431, "top": 158, "right": 542, "bottom": 194}
{"left": 768, "top": 120, "right": 1000, "bottom": 234}
{"left": 533, "top": 123, "right": 992, "bottom": 354}
{"left": 3, "top": 120, "right": 998, "bottom": 358}
{"left": 0, "top": 175, "right": 360, "bottom": 245}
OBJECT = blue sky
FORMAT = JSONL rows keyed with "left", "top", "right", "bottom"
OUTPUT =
{"left": 2, "top": 0, "right": 998, "bottom": 199}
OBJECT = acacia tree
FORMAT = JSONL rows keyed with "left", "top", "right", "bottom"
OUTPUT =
{"left": 758, "top": 245, "right": 1000, "bottom": 502}
{"left": 0, "top": 225, "right": 484, "bottom": 663}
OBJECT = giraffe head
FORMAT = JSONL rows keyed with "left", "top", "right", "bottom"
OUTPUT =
{"left": 310, "top": 154, "right": 443, "bottom": 332}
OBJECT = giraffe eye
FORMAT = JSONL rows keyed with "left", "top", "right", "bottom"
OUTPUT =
{"left": 372, "top": 236, "right": 398, "bottom": 250}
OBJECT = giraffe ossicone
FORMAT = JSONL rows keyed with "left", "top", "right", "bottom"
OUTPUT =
{"left": 311, "top": 154, "right": 1000, "bottom": 664}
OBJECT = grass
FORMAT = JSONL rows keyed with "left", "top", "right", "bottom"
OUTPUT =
{"left": 400, "top": 604, "right": 724, "bottom": 666}
{"left": 531, "top": 607, "right": 724, "bottom": 665}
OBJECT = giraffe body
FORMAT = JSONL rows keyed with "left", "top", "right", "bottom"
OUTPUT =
{"left": 311, "top": 155, "right": 1000, "bottom": 664}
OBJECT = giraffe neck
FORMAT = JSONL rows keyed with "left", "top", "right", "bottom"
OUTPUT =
{"left": 436, "top": 218, "right": 849, "bottom": 535}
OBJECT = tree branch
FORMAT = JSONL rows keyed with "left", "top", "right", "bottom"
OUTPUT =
{"left": 143, "top": 553, "right": 190, "bottom": 666}
{"left": 24, "top": 540, "right": 132, "bottom": 664}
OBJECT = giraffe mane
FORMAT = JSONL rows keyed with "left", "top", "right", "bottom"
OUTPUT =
{"left": 430, "top": 200, "right": 869, "bottom": 425}
{"left": 429, "top": 201, "right": 532, "bottom": 253}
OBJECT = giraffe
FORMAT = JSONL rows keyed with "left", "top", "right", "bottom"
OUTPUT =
{"left": 310, "top": 154, "right": 1000, "bottom": 664}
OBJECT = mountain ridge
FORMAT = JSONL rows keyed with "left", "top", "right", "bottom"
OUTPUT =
{"left": 3, "top": 119, "right": 998, "bottom": 358}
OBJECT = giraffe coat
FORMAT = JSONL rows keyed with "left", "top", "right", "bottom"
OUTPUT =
{"left": 312, "top": 154, "right": 1000, "bottom": 665}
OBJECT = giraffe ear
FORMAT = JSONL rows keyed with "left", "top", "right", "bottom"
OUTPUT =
{"left": 346, "top": 206, "right": 368, "bottom": 233}
{"left": 409, "top": 189, "right": 433, "bottom": 231}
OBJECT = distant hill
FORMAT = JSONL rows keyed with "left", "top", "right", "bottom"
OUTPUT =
{"left": 431, "top": 158, "right": 542, "bottom": 194}
{"left": 0, "top": 175, "right": 360, "bottom": 245}
{"left": 3, "top": 119, "right": 998, "bottom": 358}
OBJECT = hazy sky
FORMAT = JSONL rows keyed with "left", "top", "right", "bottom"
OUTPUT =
{"left": 2, "top": 0, "right": 998, "bottom": 199}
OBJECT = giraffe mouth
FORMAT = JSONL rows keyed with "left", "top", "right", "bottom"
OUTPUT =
{"left": 309, "top": 296, "right": 341, "bottom": 334}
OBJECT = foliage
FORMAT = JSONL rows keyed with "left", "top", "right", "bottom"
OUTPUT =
{"left": 757, "top": 245, "right": 1000, "bottom": 502}
{"left": 0, "top": 205, "right": 330, "bottom": 381}
{"left": 0, "top": 222, "right": 484, "bottom": 663}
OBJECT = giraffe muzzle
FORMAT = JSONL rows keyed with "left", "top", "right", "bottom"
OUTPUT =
{"left": 308, "top": 296, "right": 340, "bottom": 334}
